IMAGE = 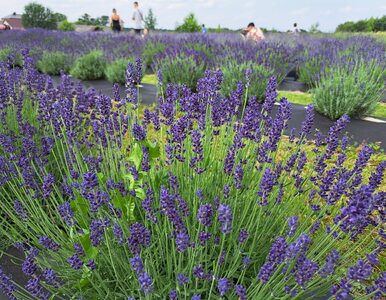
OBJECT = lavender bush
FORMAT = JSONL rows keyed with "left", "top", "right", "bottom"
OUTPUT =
{"left": 0, "top": 51, "right": 385, "bottom": 299}
{"left": 70, "top": 50, "right": 106, "bottom": 80}
{"left": 312, "top": 59, "right": 386, "bottom": 119}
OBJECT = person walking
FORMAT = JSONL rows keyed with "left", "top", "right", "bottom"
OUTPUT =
{"left": 109, "top": 8, "right": 122, "bottom": 33}
{"left": 132, "top": 1, "right": 144, "bottom": 35}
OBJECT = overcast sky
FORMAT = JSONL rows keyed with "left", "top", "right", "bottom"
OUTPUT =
{"left": 2, "top": 0, "right": 386, "bottom": 31}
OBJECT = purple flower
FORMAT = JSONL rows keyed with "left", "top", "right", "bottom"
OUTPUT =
{"left": 235, "top": 284, "right": 247, "bottom": 300}
{"left": 87, "top": 260, "right": 96, "bottom": 271}
{"left": 42, "top": 173, "right": 55, "bottom": 199}
{"left": 82, "top": 171, "right": 99, "bottom": 190}
{"left": 74, "top": 243, "right": 85, "bottom": 257}
{"left": 193, "top": 265, "right": 206, "bottom": 280}
{"left": 68, "top": 254, "right": 83, "bottom": 270}
{"left": 90, "top": 218, "right": 109, "bottom": 247}
{"left": 320, "top": 249, "right": 340, "bottom": 278}
{"left": 129, "top": 165, "right": 140, "bottom": 181}
{"left": 374, "top": 272, "right": 386, "bottom": 294}
{"left": 58, "top": 202, "right": 75, "bottom": 226}
{"left": 38, "top": 236, "right": 60, "bottom": 252}
{"left": 294, "top": 257, "right": 318, "bottom": 286}
{"left": 130, "top": 256, "right": 144, "bottom": 274}
{"left": 160, "top": 186, "right": 185, "bottom": 232}
{"left": 287, "top": 216, "right": 299, "bottom": 237}
{"left": 258, "top": 168, "right": 276, "bottom": 206}
{"left": 217, "top": 278, "right": 231, "bottom": 296}
{"left": 113, "top": 223, "right": 124, "bottom": 244}
{"left": 331, "top": 278, "right": 352, "bottom": 300}
{"left": 138, "top": 272, "right": 153, "bottom": 295}
{"left": 142, "top": 187, "right": 157, "bottom": 223}
{"left": 198, "top": 231, "right": 212, "bottom": 246}
{"left": 22, "top": 248, "right": 38, "bottom": 276}
{"left": 347, "top": 259, "right": 372, "bottom": 281}
{"left": 234, "top": 163, "right": 244, "bottom": 189}
{"left": 43, "top": 268, "right": 60, "bottom": 287}
{"left": 242, "top": 256, "right": 251, "bottom": 269}
{"left": 132, "top": 120, "right": 146, "bottom": 142}
{"left": 128, "top": 223, "right": 151, "bottom": 254}
{"left": 238, "top": 229, "right": 248, "bottom": 244}
{"left": 258, "top": 237, "right": 287, "bottom": 283}
{"left": 191, "top": 294, "right": 201, "bottom": 300}
{"left": 169, "top": 289, "right": 178, "bottom": 300}
{"left": 197, "top": 204, "right": 213, "bottom": 227}
{"left": 300, "top": 104, "right": 314, "bottom": 136}
{"left": 141, "top": 146, "right": 150, "bottom": 172}
{"left": 366, "top": 253, "right": 379, "bottom": 266}
{"left": 217, "top": 204, "right": 232, "bottom": 234}
{"left": 0, "top": 267, "right": 17, "bottom": 300}
{"left": 14, "top": 200, "right": 29, "bottom": 221}
{"left": 177, "top": 273, "right": 188, "bottom": 286}
{"left": 175, "top": 231, "right": 190, "bottom": 252}
{"left": 25, "top": 277, "right": 43, "bottom": 298}
{"left": 223, "top": 184, "right": 230, "bottom": 199}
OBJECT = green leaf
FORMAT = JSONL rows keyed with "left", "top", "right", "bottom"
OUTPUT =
{"left": 70, "top": 195, "right": 90, "bottom": 228}
{"left": 128, "top": 142, "right": 143, "bottom": 169}
{"left": 79, "top": 233, "right": 98, "bottom": 260}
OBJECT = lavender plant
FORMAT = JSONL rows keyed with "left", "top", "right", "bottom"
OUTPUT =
{"left": 36, "top": 51, "right": 73, "bottom": 75}
{"left": 0, "top": 52, "right": 385, "bottom": 300}
{"left": 312, "top": 59, "right": 386, "bottom": 119}
{"left": 70, "top": 50, "right": 106, "bottom": 80}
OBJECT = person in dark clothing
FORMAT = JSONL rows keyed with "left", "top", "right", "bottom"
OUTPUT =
{"left": 109, "top": 8, "right": 122, "bottom": 33}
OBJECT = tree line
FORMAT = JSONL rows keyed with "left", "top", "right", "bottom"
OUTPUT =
{"left": 336, "top": 15, "right": 386, "bottom": 32}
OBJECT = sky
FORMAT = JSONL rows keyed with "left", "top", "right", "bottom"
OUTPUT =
{"left": 2, "top": 0, "right": 386, "bottom": 32}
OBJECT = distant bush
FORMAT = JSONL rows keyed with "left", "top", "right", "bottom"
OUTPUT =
{"left": 58, "top": 20, "right": 75, "bottom": 31}
{"left": 37, "top": 51, "right": 72, "bottom": 75}
{"left": 105, "top": 58, "right": 143, "bottom": 85}
{"left": 336, "top": 15, "right": 386, "bottom": 32}
{"left": 156, "top": 53, "right": 206, "bottom": 90}
{"left": 176, "top": 13, "right": 201, "bottom": 32}
{"left": 70, "top": 50, "right": 106, "bottom": 80}
{"left": 143, "top": 42, "right": 166, "bottom": 68}
{"left": 312, "top": 60, "right": 386, "bottom": 119}
{"left": 221, "top": 59, "right": 275, "bottom": 101}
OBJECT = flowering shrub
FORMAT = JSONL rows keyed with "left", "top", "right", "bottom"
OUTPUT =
{"left": 312, "top": 59, "right": 386, "bottom": 119}
{"left": 220, "top": 58, "right": 274, "bottom": 100}
{"left": 36, "top": 51, "right": 73, "bottom": 75}
{"left": 70, "top": 50, "right": 106, "bottom": 80}
{"left": 0, "top": 51, "right": 385, "bottom": 299}
{"left": 105, "top": 57, "right": 143, "bottom": 85}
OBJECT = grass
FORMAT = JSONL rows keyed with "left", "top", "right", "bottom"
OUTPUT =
{"left": 142, "top": 74, "right": 157, "bottom": 85}
{"left": 142, "top": 75, "right": 386, "bottom": 119}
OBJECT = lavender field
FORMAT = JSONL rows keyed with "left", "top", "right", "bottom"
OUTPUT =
{"left": 0, "top": 30, "right": 385, "bottom": 299}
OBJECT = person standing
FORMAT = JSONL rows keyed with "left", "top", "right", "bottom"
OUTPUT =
{"left": 202, "top": 24, "right": 207, "bottom": 34}
{"left": 132, "top": 1, "right": 144, "bottom": 35}
{"left": 293, "top": 23, "right": 300, "bottom": 34}
{"left": 109, "top": 8, "right": 122, "bottom": 33}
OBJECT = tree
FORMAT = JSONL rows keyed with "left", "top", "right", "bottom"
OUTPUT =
{"left": 76, "top": 14, "right": 108, "bottom": 26}
{"left": 76, "top": 13, "right": 92, "bottom": 25}
{"left": 308, "top": 22, "right": 321, "bottom": 34}
{"left": 176, "top": 13, "right": 201, "bottom": 32}
{"left": 54, "top": 12, "right": 67, "bottom": 23}
{"left": 144, "top": 8, "right": 157, "bottom": 30}
{"left": 22, "top": 2, "right": 58, "bottom": 29}
{"left": 58, "top": 20, "right": 75, "bottom": 31}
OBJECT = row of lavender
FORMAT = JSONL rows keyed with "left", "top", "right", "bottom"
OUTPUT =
{"left": 1, "top": 30, "right": 385, "bottom": 119}
{"left": 0, "top": 51, "right": 385, "bottom": 299}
